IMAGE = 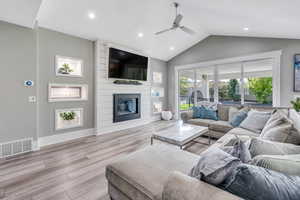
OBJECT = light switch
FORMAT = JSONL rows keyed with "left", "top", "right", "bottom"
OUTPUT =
{"left": 28, "top": 96, "right": 36, "bottom": 103}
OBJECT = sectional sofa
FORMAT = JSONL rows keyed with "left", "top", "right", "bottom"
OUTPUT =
{"left": 105, "top": 104, "right": 300, "bottom": 200}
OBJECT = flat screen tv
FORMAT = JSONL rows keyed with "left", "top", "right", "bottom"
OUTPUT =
{"left": 108, "top": 48, "right": 148, "bottom": 81}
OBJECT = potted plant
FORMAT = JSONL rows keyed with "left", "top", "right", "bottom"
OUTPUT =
{"left": 291, "top": 98, "right": 300, "bottom": 112}
{"left": 58, "top": 63, "right": 73, "bottom": 75}
{"left": 60, "top": 111, "right": 76, "bottom": 126}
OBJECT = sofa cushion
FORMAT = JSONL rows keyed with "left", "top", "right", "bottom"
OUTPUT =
{"left": 106, "top": 145, "right": 199, "bottom": 200}
{"left": 209, "top": 121, "right": 233, "bottom": 133}
{"left": 251, "top": 154, "right": 300, "bottom": 176}
{"left": 227, "top": 127, "right": 259, "bottom": 137}
{"left": 222, "top": 164, "right": 300, "bottom": 200}
{"left": 217, "top": 104, "right": 242, "bottom": 121}
{"left": 248, "top": 138, "right": 300, "bottom": 157}
{"left": 187, "top": 118, "right": 215, "bottom": 127}
{"left": 239, "top": 109, "right": 271, "bottom": 133}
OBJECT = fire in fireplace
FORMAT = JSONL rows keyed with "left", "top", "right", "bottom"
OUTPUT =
{"left": 113, "top": 94, "right": 141, "bottom": 123}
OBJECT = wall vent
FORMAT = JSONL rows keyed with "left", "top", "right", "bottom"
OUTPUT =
{"left": 0, "top": 138, "right": 33, "bottom": 158}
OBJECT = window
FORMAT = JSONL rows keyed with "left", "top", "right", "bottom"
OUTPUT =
{"left": 218, "top": 63, "right": 242, "bottom": 104}
{"left": 179, "top": 70, "right": 195, "bottom": 110}
{"left": 177, "top": 58, "right": 274, "bottom": 112}
{"left": 195, "top": 67, "right": 215, "bottom": 104}
{"left": 243, "top": 59, "right": 273, "bottom": 106}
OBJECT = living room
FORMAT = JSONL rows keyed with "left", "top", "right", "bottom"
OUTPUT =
{"left": 1, "top": 0, "right": 300, "bottom": 200}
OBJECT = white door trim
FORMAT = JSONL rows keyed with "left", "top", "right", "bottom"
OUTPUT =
{"left": 174, "top": 50, "right": 282, "bottom": 119}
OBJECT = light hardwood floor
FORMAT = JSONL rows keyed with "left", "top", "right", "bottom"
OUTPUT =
{"left": 0, "top": 121, "right": 214, "bottom": 200}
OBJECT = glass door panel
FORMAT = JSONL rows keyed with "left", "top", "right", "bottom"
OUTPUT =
{"left": 179, "top": 69, "right": 195, "bottom": 111}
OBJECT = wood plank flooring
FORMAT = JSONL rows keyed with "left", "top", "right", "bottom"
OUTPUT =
{"left": 0, "top": 121, "right": 214, "bottom": 200}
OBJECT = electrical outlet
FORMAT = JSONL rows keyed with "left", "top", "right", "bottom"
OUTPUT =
{"left": 28, "top": 96, "right": 36, "bottom": 103}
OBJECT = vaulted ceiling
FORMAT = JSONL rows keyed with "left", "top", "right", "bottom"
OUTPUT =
{"left": 1, "top": 0, "right": 300, "bottom": 61}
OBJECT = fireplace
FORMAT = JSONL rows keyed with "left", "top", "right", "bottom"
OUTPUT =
{"left": 113, "top": 94, "right": 141, "bottom": 123}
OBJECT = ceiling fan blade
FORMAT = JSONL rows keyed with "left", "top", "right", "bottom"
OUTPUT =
{"left": 180, "top": 26, "right": 196, "bottom": 35}
{"left": 173, "top": 14, "right": 183, "bottom": 26}
{"left": 155, "top": 27, "right": 176, "bottom": 35}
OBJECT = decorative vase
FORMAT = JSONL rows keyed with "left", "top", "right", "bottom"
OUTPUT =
{"left": 161, "top": 111, "right": 172, "bottom": 121}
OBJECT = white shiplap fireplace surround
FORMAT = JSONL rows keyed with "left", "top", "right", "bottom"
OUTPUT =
{"left": 95, "top": 40, "right": 158, "bottom": 135}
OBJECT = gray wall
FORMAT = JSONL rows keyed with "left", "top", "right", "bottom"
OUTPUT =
{"left": 150, "top": 58, "right": 168, "bottom": 113}
{"left": 168, "top": 35, "right": 300, "bottom": 111}
{"left": 38, "top": 28, "right": 94, "bottom": 137}
{"left": 0, "top": 21, "right": 37, "bottom": 142}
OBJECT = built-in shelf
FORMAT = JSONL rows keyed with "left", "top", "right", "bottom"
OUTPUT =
{"left": 153, "top": 101, "right": 163, "bottom": 114}
{"left": 55, "top": 55, "right": 83, "bottom": 77}
{"left": 55, "top": 108, "right": 83, "bottom": 130}
{"left": 48, "top": 83, "right": 88, "bottom": 102}
{"left": 151, "top": 87, "right": 164, "bottom": 97}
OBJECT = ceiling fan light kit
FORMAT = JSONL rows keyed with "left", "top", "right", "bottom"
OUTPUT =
{"left": 155, "top": 2, "right": 196, "bottom": 36}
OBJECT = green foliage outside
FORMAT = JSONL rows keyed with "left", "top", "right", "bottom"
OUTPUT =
{"left": 179, "top": 77, "right": 189, "bottom": 96}
{"left": 248, "top": 77, "right": 272, "bottom": 104}
{"left": 180, "top": 103, "right": 194, "bottom": 111}
{"left": 291, "top": 98, "right": 300, "bottom": 112}
{"left": 228, "top": 79, "right": 240, "bottom": 101}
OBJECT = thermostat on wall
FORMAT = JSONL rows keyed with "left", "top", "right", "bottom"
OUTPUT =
{"left": 24, "top": 80, "right": 34, "bottom": 87}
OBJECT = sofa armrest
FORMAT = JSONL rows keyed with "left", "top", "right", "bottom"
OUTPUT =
{"left": 180, "top": 110, "right": 193, "bottom": 122}
{"left": 162, "top": 171, "right": 241, "bottom": 200}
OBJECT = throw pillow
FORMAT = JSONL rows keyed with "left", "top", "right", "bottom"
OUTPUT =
{"left": 192, "top": 106, "right": 202, "bottom": 118}
{"left": 222, "top": 164, "right": 300, "bottom": 200}
{"left": 230, "top": 111, "right": 248, "bottom": 127}
{"left": 201, "top": 106, "right": 218, "bottom": 120}
{"left": 248, "top": 138, "right": 300, "bottom": 157}
{"left": 239, "top": 109, "right": 271, "bottom": 133}
{"left": 251, "top": 154, "right": 300, "bottom": 176}
{"left": 260, "top": 110, "right": 300, "bottom": 144}
{"left": 228, "top": 106, "right": 249, "bottom": 122}
{"left": 189, "top": 147, "right": 241, "bottom": 185}
{"left": 221, "top": 137, "right": 252, "bottom": 163}
{"left": 192, "top": 106, "right": 218, "bottom": 120}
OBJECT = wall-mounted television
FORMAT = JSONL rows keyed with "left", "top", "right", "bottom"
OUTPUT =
{"left": 108, "top": 48, "right": 148, "bottom": 81}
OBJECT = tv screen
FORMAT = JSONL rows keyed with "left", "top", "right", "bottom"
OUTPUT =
{"left": 108, "top": 48, "right": 148, "bottom": 81}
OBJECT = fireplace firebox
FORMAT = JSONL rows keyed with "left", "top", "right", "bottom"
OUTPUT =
{"left": 113, "top": 94, "right": 141, "bottom": 123}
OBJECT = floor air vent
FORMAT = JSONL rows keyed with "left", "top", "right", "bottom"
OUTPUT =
{"left": 0, "top": 138, "right": 33, "bottom": 158}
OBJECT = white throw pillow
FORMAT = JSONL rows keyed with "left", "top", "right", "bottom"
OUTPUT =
{"left": 239, "top": 109, "right": 271, "bottom": 133}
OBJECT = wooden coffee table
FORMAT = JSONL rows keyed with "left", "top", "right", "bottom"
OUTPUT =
{"left": 151, "top": 123, "right": 210, "bottom": 149}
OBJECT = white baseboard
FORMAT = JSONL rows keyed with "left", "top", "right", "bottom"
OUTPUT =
{"left": 38, "top": 128, "right": 95, "bottom": 147}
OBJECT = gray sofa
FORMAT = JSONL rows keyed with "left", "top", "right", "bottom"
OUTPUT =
{"left": 105, "top": 106, "right": 299, "bottom": 200}
{"left": 181, "top": 104, "right": 274, "bottom": 139}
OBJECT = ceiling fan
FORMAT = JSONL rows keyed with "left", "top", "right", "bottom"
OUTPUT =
{"left": 155, "top": 2, "right": 196, "bottom": 36}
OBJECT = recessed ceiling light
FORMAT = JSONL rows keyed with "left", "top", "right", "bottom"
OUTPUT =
{"left": 243, "top": 27, "right": 249, "bottom": 31}
{"left": 170, "top": 46, "right": 175, "bottom": 51}
{"left": 138, "top": 32, "right": 144, "bottom": 38}
{"left": 88, "top": 12, "right": 96, "bottom": 19}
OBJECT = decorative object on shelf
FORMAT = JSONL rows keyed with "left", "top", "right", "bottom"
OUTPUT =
{"left": 161, "top": 111, "right": 173, "bottom": 121}
{"left": 291, "top": 97, "right": 300, "bottom": 112}
{"left": 58, "top": 63, "right": 73, "bottom": 75}
{"left": 55, "top": 108, "right": 83, "bottom": 130}
{"left": 48, "top": 83, "right": 88, "bottom": 102}
{"left": 60, "top": 111, "right": 76, "bottom": 121}
{"left": 153, "top": 102, "right": 163, "bottom": 114}
{"left": 113, "top": 80, "right": 142, "bottom": 85}
{"left": 151, "top": 87, "right": 164, "bottom": 97}
{"left": 56, "top": 55, "right": 83, "bottom": 77}
{"left": 294, "top": 54, "right": 300, "bottom": 92}
{"left": 153, "top": 72, "right": 162, "bottom": 84}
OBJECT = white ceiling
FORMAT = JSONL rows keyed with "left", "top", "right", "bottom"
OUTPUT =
{"left": 0, "top": 0, "right": 42, "bottom": 28}
{"left": 2, "top": 0, "right": 300, "bottom": 61}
